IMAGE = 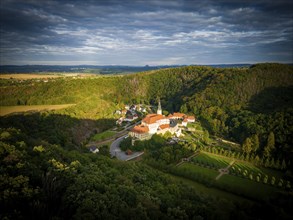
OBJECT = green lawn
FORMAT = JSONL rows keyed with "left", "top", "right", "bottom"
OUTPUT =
{"left": 92, "top": 130, "right": 116, "bottom": 141}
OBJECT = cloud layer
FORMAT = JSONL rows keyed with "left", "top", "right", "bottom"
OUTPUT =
{"left": 0, "top": 0, "right": 292, "bottom": 65}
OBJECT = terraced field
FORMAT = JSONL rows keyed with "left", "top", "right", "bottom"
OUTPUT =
{"left": 191, "top": 152, "right": 233, "bottom": 168}
{"left": 172, "top": 152, "right": 287, "bottom": 201}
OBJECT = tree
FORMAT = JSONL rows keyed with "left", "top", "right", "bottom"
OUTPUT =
{"left": 242, "top": 138, "right": 252, "bottom": 154}
{"left": 202, "top": 130, "right": 209, "bottom": 145}
{"left": 264, "top": 157, "right": 270, "bottom": 167}
{"left": 271, "top": 176, "right": 276, "bottom": 185}
{"left": 190, "top": 143, "right": 197, "bottom": 152}
{"left": 254, "top": 155, "right": 260, "bottom": 165}
{"left": 263, "top": 175, "right": 268, "bottom": 184}
{"left": 275, "top": 159, "right": 280, "bottom": 169}
{"left": 281, "top": 159, "right": 287, "bottom": 170}
{"left": 263, "top": 132, "right": 275, "bottom": 157}
{"left": 180, "top": 104, "right": 188, "bottom": 114}
{"left": 270, "top": 157, "right": 275, "bottom": 168}
{"left": 251, "top": 134, "right": 260, "bottom": 153}
{"left": 245, "top": 154, "right": 251, "bottom": 161}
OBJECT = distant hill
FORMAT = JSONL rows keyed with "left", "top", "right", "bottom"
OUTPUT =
{"left": 0, "top": 65, "right": 172, "bottom": 74}
{"left": 0, "top": 64, "right": 252, "bottom": 74}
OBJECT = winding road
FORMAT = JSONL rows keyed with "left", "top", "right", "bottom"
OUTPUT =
{"left": 110, "top": 135, "right": 144, "bottom": 161}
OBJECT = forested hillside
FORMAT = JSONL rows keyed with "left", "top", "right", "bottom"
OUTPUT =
{"left": 4, "top": 127, "right": 291, "bottom": 220}
{"left": 1, "top": 63, "right": 293, "bottom": 219}
{"left": 1, "top": 63, "right": 293, "bottom": 158}
{"left": 117, "top": 63, "right": 293, "bottom": 162}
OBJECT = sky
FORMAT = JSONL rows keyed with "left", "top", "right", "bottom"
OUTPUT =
{"left": 0, "top": 0, "right": 292, "bottom": 65}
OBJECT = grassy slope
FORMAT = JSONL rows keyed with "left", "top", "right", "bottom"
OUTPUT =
{"left": 91, "top": 130, "right": 116, "bottom": 141}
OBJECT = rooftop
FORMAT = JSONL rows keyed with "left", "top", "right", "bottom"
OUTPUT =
{"left": 142, "top": 114, "right": 164, "bottom": 124}
{"left": 131, "top": 125, "right": 149, "bottom": 133}
{"left": 159, "top": 124, "right": 170, "bottom": 130}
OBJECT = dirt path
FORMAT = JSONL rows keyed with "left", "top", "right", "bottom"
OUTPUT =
{"left": 176, "top": 151, "right": 200, "bottom": 167}
{"left": 215, "top": 160, "right": 235, "bottom": 180}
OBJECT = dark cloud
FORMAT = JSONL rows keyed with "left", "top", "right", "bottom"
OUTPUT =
{"left": 0, "top": 0, "right": 292, "bottom": 65}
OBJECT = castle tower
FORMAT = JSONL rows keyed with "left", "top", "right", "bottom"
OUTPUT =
{"left": 157, "top": 98, "right": 162, "bottom": 115}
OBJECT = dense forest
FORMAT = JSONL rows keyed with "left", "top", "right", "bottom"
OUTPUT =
{"left": 1, "top": 63, "right": 293, "bottom": 219}
{"left": 1, "top": 124, "right": 292, "bottom": 220}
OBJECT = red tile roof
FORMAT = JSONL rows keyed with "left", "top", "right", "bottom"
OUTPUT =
{"left": 131, "top": 125, "right": 149, "bottom": 134}
{"left": 174, "top": 112, "right": 186, "bottom": 118}
{"left": 142, "top": 114, "right": 164, "bottom": 124}
{"left": 159, "top": 124, "right": 170, "bottom": 130}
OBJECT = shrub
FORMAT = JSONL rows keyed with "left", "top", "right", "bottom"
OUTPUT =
{"left": 263, "top": 175, "right": 268, "bottom": 184}
{"left": 286, "top": 181, "right": 291, "bottom": 189}
{"left": 271, "top": 176, "right": 276, "bottom": 185}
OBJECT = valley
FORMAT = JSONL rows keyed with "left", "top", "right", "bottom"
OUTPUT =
{"left": 1, "top": 63, "right": 293, "bottom": 219}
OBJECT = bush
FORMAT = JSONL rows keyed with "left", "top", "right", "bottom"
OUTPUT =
{"left": 271, "top": 176, "right": 276, "bottom": 185}
{"left": 286, "top": 181, "right": 291, "bottom": 189}
{"left": 263, "top": 175, "right": 268, "bottom": 184}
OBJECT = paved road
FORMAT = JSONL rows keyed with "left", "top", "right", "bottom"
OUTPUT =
{"left": 110, "top": 135, "right": 144, "bottom": 161}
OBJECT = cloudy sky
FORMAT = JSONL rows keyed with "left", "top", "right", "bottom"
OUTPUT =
{"left": 0, "top": 0, "right": 292, "bottom": 65}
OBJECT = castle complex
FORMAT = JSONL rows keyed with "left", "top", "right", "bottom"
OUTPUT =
{"left": 129, "top": 100, "right": 195, "bottom": 140}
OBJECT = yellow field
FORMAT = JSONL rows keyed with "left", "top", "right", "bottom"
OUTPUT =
{"left": 0, "top": 73, "right": 96, "bottom": 80}
{"left": 0, "top": 104, "right": 76, "bottom": 116}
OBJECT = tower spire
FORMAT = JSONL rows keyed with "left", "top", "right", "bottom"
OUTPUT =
{"left": 157, "top": 98, "right": 162, "bottom": 115}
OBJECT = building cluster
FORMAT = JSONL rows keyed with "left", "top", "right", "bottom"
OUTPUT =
{"left": 115, "top": 104, "right": 147, "bottom": 125}
{"left": 129, "top": 100, "right": 195, "bottom": 140}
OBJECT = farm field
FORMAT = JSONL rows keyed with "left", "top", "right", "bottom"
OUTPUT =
{"left": 0, "top": 73, "right": 96, "bottom": 80}
{"left": 0, "top": 74, "right": 63, "bottom": 80}
{"left": 0, "top": 104, "right": 76, "bottom": 116}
